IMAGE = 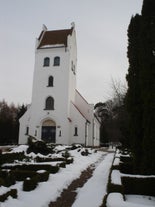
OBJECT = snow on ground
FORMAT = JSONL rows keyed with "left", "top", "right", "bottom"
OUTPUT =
{"left": 72, "top": 153, "right": 114, "bottom": 207}
{"left": 1, "top": 147, "right": 108, "bottom": 207}
{"left": 113, "top": 157, "right": 120, "bottom": 166}
{"left": 111, "top": 170, "right": 121, "bottom": 185}
{"left": 125, "top": 195, "right": 155, "bottom": 206}
{"left": 121, "top": 173, "right": 155, "bottom": 178}
{"left": 107, "top": 193, "right": 155, "bottom": 207}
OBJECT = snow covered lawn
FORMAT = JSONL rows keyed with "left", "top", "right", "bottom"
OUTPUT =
{"left": 0, "top": 145, "right": 114, "bottom": 207}
{"left": 107, "top": 193, "right": 155, "bottom": 207}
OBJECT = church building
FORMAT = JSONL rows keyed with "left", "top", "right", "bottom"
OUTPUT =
{"left": 19, "top": 23, "right": 100, "bottom": 146}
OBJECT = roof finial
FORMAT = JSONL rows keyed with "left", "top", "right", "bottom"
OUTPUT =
{"left": 42, "top": 24, "right": 47, "bottom": 31}
{"left": 71, "top": 22, "right": 75, "bottom": 29}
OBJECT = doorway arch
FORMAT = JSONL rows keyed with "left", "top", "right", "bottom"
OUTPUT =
{"left": 41, "top": 119, "right": 56, "bottom": 143}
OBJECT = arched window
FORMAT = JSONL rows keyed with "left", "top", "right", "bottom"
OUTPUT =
{"left": 48, "top": 76, "right": 53, "bottom": 87}
{"left": 45, "top": 96, "right": 54, "bottom": 110}
{"left": 43, "top": 57, "right": 50, "bottom": 67}
{"left": 53, "top": 56, "right": 60, "bottom": 66}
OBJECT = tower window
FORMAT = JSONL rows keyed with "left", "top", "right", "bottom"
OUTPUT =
{"left": 45, "top": 96, "right": 54, "bottom": 110}
{"left": 25, "top": 127, "right": 29, "bottom": 135}
{"left": 54, "top": 56, "right": 60, "bottom": 66}
{"left": 43, "top": 57, "right": 50, "bottom": 67}
{"left": 48, "top": 76, "right": 54, "bottom": 87}
{"left": 74, "top": 126, "right": 78, "bottom": 136}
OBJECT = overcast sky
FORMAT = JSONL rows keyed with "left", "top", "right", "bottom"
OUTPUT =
{"left": 0, "top": 0, "right": 143, "bottom": 105}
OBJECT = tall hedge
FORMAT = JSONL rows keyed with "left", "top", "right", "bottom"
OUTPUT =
{"left": 126, "top": 0, "right": 155, "bottom": 174}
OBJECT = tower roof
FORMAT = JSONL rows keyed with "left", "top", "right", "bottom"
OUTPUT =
{"left": 37, "top": 28, "right": 73, "bottom": 48}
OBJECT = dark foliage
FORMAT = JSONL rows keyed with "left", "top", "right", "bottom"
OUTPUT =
{"left": 23, "top": 175, "right": 40, "bottom": 191}
{"left": 10, "top": 170, "right": 37, "bottom": 181}
{"left": 0, "top": 100, "right": 27, "bottom": 145}
{"left": 38, "top": 171, "right": 50, "bottom": 182}
{"left": 0, "top": 189, "right": 17, "bottom": 202}
{"left": 107, "top": 183, "right": 124, "bottom": 194}
{"left": 0, "top": 152, "right": 26, "bottom": 165}
{"left": 27, "top": 137, "right": 54, "bottom": 155}
{"left": 125, "top": 0, "right": 155, "bottom": 174}
{"left": 0, "top": 170, "right": 16, "bottom": 187}
{"left": 122, "top": 177, "right": 155, "bottom": 196}
{"left": 35, "top": 156, "right": 65, "bottom": 162}
{"left": 3, "top": 164, "right": 59, "bottom": 174}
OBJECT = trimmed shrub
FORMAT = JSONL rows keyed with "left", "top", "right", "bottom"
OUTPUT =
{"left": 62, "top": 151, "right": 70, "bottom": 159}
{"left": 3, "top": 164, "right": 59, "bottom": 174}
{"left": 120, "top": 162, "right": 134, "bottom": 174}
{"left": 66, "top": 158, "right": 74, "bottom": 164}
{"left": 35, "top": 156, "right": 65, "bottom": 163}
{"left": 0, "top": 177, "right": 5, "bottom": 186}
{"left": 38, "top": 171, "right": 50, "bottom": 182}
{"left": 50, "top": 165, "right": 59, "bottom": 174}
{"left": 0, "top": 171, "right": 16, "bottom": 187}
{"left": 122, "top": 177, "right": 155, "bottom": 196}
{"left": 23, "top": 175, "right": 40, "bottom": 191}
{"left": 0, "top": 189, "right": 17, "bottom": 202}
{"left": 10, "top": 170, "right": 37, "bottom": 181}
{"left": 81, "top": 149, "right": 89, "bottom": 156}
{"left": 107, "top": 183, "right": 124, "bottom": 194}
{"left": 27, "top": 138, "right": 54, "bottom": 155}
{"left": 9, "top": 189, "right": 17, "bottom": 199}
{"left": 70, "top": 144, "right": 81, "bottom": 150}
{"left": 120, "top": 156, "right": 133, "bottom": 163}
{"left": 111, "top": 165, "right": 120, "bottom": 170}
{"left": 59, "top": 162, "right": 66, "bottom": 168}
{"left": 0, "top": 152, "right": 26, "bottom": 165}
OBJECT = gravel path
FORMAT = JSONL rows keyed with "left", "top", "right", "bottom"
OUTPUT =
{"left": 48, "top": 154, "right": 107, "bottom": 207}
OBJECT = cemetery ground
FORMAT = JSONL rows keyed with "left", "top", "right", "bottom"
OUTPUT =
{"left": 0, "top": 139, "right": 155, "bottom": 207}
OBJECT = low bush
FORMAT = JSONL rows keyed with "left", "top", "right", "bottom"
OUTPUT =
{"left": 0, "top": 177, "right": 5, "bottom": 186}
{"left": 10, "top": 170, "right": 37, "bottom": 181}
{"left": 3, "top": 164, "right": 59, "bottom": 174}
{"left": 120, "top": 162, "right": 134, "bottom": 174}
{"left": 0, "top": 152, "right": 26, "bottom": 165}
{"left": 111, "top": 165, "right": 120, "bottom": 170}
{"left": 0, "top": 170, "right": 16, "bottom": 187}
{"left": 81, "top": 149, "right": 89, "bottom": 156}
{"left": 0, "top": 189, "right": 17, "bottom": 202}
{"left": 27, "top": 137, "right": 54, "bottom": 155}
{"left": 35, "top": 156, "right": 65, "bottom": 163}
{"left": 66, "top": 158, "right": 74, "bottom": 164}
{"left": 107, "top": 183, "right": 124, "bottom": 194}
{"left": 62, "top": 151, "right": 70, "bottom": 159}
{"left": 23, "top": 175, "right": 40, "bottom": 191}
{"left": 120, "top": 156, "right": 133, "bottom": 163}
{"left": 122, "top": 177, "right": 155, "bottom": 196}
{"left": 59, "top": 162, "right": 66, "bottom": 168}
{"left": 37, "top": 171, "right": 50, "bottom": 182}
{"left": 70, "top": 144, "right": 81, "bottom": 150}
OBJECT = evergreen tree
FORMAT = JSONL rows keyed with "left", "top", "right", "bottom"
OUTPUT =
{"left": 126, "top": 0, "right": 155, "bottom": 174}
{"left": 126, "top": 14, "right": 144, "bottom": 172}
{"left": 140, "top": 0, "right": 155, "bottom": 174}
{"left": 0, "top": 101, "right": 27, "bottom": 145}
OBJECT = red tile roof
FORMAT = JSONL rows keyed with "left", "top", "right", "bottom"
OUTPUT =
{"left": 37, "top": 28, "right": 73, "bottom": 48}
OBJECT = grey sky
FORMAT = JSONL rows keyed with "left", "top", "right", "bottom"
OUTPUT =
{"left": 0, "top": 0, "right": 143, "bottom": 105}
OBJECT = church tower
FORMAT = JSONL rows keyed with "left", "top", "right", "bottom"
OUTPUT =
{"left": 19, "top": 23, "right": 100, "bottom": 146}
{"left": 19, "top": 23, "right": 77, "bottom": 144}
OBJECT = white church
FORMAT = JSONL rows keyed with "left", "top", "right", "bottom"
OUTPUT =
{"left": 19, "top": 23, "right": 100, "bottom": 146}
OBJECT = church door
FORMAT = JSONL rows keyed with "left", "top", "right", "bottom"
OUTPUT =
{"left": 41, "top": 120, "right": 56, "bottom": 143}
